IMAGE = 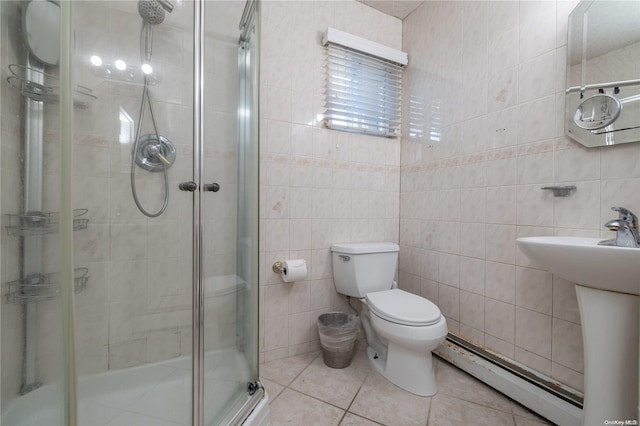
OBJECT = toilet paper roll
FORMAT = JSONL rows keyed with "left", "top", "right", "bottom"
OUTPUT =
{"left": 282, "top": 259, "right": 307, "bottom": 283}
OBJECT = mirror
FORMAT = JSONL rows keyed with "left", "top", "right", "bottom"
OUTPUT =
{"left": 573, "top": 94, "right": 621, "bottom": 130}
{"left": 565, "top": 0, "right": 640, "bottom": 147}
{"left": 23, "top": 0, "right": 60, "bottom": 66}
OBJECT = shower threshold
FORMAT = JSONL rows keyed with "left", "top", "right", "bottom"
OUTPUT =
{"left": 2, "top": 348, "right": 257, "bottom": 426}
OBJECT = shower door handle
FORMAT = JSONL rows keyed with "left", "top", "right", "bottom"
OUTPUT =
{"left": 203, "top": 183, "right": 220, "bottom": 192}
{"left": 179, "top": 181, "right": 198, "bottom": 192}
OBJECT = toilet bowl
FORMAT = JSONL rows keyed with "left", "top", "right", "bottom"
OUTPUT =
{"left": 362, "top": 288, "right": 447, "bottom": 396}
{"left": 331, "top": 242, "right": 448, "bottom": 396}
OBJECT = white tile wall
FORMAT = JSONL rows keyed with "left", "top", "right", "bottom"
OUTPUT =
{"left": 397, "top": 0, "right": 640, "bottom": 394}
{"left": 258, "top": 0, "right": 402, "bottom": 363}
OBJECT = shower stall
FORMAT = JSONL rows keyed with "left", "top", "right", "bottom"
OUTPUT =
{"left": 0, "top": 0, "right": 265, "bottom": 424}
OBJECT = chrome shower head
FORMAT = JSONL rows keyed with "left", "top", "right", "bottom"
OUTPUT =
{"left": 138, "top": 0, "right": 173, "bottom": 25}
{"left": 138, "top": 0, "right": 174, "bottom": 63}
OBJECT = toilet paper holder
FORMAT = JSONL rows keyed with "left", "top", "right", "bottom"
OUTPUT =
{"left": 272, "top": 261, "right": 285, "bottom": 274}
{"left": 272, "top": 259, "right": 308, "bottom": 282}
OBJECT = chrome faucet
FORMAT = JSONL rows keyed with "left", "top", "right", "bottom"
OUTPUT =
{"left": 599, "top": 207, "right": 640, "bottom": 248}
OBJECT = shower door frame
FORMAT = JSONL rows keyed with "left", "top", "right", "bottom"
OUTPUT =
{"left": 192, "top": 0, "right": 205, "bottom": 424}
{"left": 192, "top": 1, "right": 263, "bottom": 425}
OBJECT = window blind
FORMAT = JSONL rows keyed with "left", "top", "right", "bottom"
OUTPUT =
{"left": 324, "top": 38, "right": 405, "bottom": 138}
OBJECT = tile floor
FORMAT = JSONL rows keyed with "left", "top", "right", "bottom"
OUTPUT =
{"left": 261, "top": 341, "right": 555, "bottom": 426}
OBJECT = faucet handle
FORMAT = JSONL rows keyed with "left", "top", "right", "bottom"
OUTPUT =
{"left": 612, "top": 207, "right": 638, "bottom": 228}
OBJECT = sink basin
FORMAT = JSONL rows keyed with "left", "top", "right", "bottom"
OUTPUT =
{"left": 517, "top": 236, "right": 640, "bottom": 295}
{"left": 517, "top": 236, "right": 639, "bottom": 425}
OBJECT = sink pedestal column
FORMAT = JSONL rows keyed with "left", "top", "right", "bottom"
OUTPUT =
{"left": 576, "top": 285, "right": 639, "bottom": 425}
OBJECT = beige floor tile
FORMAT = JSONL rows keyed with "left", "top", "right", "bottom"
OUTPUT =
{"left": 349, "top": 372, "right": 431, "bottom": 426}
{"left": 435, "top": 360, "right": 512, "bottom": 413}
{"left": 514, "top": 416, "right": 555, "bottom": 426}
{"left": 511, "top": 400, "right": 553, "bottom": 425}
{"left": 260, "top": 377, "right": 284, "bottom": 402}
{"left": 262, "top": 350, "right": 554, "bottom": 426}
{"left": 290, "top": 356, "right": 369, "bottom": 409}
{"left": 340, "top": 412, "right": 383, "bottom": 425}
{"left": 432, "top": 356, "right": 441, "bottom": 372}
{"left": 260, "top": 351, "right": 319, "bottom": 386}
{"left": 428, "top": 393, "right": 515, "bottom": 426}
{"left": 269, "top": 389, "right": 345, "bottom": 426}
{"left": 348, "top": 340, "right": 374, "bottom": 373}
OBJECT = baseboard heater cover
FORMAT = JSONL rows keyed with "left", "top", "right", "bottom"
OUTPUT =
{"left": 435, "top": 335, "right": 583, "bottom": 426}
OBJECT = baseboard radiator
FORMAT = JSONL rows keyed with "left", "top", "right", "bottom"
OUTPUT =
{"left": 435, "top": 334, "right": 583, "bottom": 426}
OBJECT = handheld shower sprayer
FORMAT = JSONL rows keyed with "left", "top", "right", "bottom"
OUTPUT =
{"left": 137, "top": 0, "right": 173, "bottom": 25}
{"left": 138, "top": 0, "right": 174, "bottom": 63}
{"left": 131, "top": 0, "right": 176, "bottom": 218}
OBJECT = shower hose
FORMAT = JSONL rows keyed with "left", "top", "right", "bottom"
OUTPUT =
{"left": 130, "top": 23, "right": 170, "bottom": 218}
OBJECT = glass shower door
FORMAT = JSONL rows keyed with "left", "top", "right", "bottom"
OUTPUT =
{"left": 1, "top": 0, "right": 261, "bottom": 425}
{"left": 71, "top": 1, "right": 197, "bottom": 424}
{"left": 201, "top": 0, "right": 261, "bottom": 424}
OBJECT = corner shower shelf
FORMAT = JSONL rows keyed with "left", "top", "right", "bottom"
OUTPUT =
{"left": 5, "top": 209, "right": 89, "bottom": 237}
{"left": 4, "top": 267, "right": 89, "bottom": 305}
{"left": 6, "top": 64, "right": 97, "bottom": 108}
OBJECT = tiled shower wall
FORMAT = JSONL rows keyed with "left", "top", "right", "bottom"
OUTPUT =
{"left": 400, "top": 0, "right": 640, "bottom": 393}
{"left": 258, "top": 0, "right": 402, "bottom": 363}
{"left": 1, "top": 0, "right": 242, "bottom": 404}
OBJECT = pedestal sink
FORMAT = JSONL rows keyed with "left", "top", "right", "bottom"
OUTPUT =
{"left": 517, "top": 237, "right": 639, "bottom": 425}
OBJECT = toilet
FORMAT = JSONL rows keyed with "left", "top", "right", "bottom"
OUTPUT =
{"left": 331, "top": 242, "right": 448, "bottom": 396}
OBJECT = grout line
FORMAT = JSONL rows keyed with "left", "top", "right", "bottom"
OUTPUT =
{"left": 435, "top": 357, "right": 519, "bottom": 416}
{"left": 425, "top": 357, "right": 441, "bottom": 426}
{"left": 274, "top": 348, "right": 540, "bottom": 425}
{"left": 283, "top": 346, "right": 385, "bottom": 424}
{"left": 263, "top": 350, "right": 321, "bottom": 388}
{"left": 299, "top": 361, "right": 367, "bottom": 412}
{"left": 342, "top": 367, "right": 371, "bottom": 420}
{"left": 283, "top": 386, "right": 349, "bottom": 415}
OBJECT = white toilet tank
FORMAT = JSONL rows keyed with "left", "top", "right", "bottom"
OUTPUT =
{"left": 331, "top": 242, "right": 399, "bottom": 297}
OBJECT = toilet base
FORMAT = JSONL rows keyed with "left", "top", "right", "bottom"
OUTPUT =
{"left": 366, "top": 344, "right": 437, "bottom": 397}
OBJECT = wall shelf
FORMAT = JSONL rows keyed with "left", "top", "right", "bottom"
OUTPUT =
{"left": 5, "top": 209, "right": 89, "bottom": 237}
{"left": 4, "top": 267, "right": 89, "bottom": 305}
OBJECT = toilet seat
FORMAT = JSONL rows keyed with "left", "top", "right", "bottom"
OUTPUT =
{"left": 365, "top": 289, "right": 441, "bottom": 326}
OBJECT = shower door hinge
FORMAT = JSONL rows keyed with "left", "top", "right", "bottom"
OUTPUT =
{"left": 247, "top": 381, "right": 260, "bottom": 395}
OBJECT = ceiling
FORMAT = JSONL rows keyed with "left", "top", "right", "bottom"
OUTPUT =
{"left": 358, "top": 0, "right": 423, "bottom": 20}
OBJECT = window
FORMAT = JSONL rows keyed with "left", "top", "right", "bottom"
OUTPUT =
{"left": 322, "top": 28, "right": 407, "bottom": 138}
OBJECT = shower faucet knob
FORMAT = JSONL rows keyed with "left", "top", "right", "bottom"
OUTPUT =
{"left": 179, "top": 181, "right": 198, "bottom": 192}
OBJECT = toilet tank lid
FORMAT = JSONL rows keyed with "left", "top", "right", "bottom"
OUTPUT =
{"left": 331, "top": 242, "right": 399, "bottom": 254}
